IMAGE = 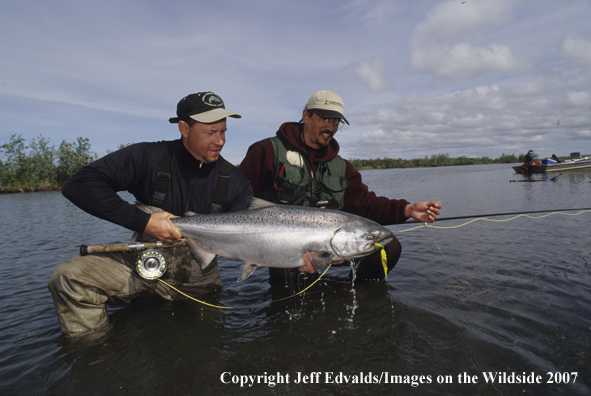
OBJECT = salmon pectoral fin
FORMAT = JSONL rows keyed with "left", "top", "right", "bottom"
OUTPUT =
{"left": 309, "top": 252, "right": 333, "bottom": 274}
{"left": 185, "top": 239, "right": 217, "bottom": 269}
{"left": 238, "top": 263, "right": 258, "bottom": 282}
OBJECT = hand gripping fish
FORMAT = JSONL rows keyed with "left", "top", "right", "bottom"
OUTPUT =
{"left": 137, "top": 198, "right": 394, "bottom": 281}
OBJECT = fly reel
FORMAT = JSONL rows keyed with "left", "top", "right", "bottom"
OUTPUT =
{"left": 136, "top": 248, "right": 168, "bottom": 280}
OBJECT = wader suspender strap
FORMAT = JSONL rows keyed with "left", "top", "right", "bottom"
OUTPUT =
{"left": 150, "top": 143, "right": 232, "bottom": 212}
{"left": 151, "top": 142, "right": 173, "bottom": 207}
{"left": 209, "top": 158, "right": 233, "bottom": 214}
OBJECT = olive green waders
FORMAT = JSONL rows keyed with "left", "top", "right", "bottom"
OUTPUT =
{"left": 48, "top": 245, "right": 221, "bottom": 334}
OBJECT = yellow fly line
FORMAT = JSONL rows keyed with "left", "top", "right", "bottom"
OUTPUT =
{"left": 159, "top": 243, "right": 391, "bottom": 310}
{"left": 158, "top": 263, "right": 333, "bottom": 310}
{"left": 158, "top": 209, "right": 589, "bottom": 309}
{"left": 395, "top": 210, "right": 591, "bottom": 233}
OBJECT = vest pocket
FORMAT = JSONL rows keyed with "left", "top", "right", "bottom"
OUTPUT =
{"left": 273, "top": 175, "right": 307, "bottom": 205}
{"left": 318, "top": 175, "right": 348, "bottom": 209}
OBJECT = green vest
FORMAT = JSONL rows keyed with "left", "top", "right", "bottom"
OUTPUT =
{"left": 258, "top": 136, "right": 348, "bottom": 210}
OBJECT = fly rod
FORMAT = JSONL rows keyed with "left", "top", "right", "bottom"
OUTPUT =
{"left": 79, "top": 239, "right": 188, "bottom": 256}
{"left": 406, "top": 207, "right": 591, "bottom": 224}
{"left": 79, "top": 239, "right": 189, "bottom": 280}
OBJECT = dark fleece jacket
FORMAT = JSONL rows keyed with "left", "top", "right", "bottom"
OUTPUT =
{"left": 238, "top": 122, "right": 410, "bottom": 225}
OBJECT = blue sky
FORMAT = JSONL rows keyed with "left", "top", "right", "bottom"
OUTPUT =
{"left": 1, "top": 0, "right": 590, "bottom": 164}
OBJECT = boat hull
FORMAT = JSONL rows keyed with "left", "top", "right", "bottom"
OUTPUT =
{"left": 545, "top": 159, "right": 591, "bottom": 172}
{"left": 513, "top": 158, "right": 591, "bottom": 174}
{"left": 512, "top": 164, "right": 547, "bottom": 174}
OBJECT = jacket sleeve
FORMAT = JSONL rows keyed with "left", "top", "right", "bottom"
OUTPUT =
{"left": 62, "top": 144, "right": 152, "bottom": 233}
{"left": 238, "top": 139, "right": 276, "bottom": 196}
{"left": 342, "top": 160, "right": 410, "bottom": 225}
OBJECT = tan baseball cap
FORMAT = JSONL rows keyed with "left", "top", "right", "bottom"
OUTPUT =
{"left": 305, "top": 90, "right": 349, "bottom": 125}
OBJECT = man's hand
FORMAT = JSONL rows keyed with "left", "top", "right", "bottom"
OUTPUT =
{"left": 143, "top": 212, "right": 183, "bottom": 243}
{"left": 298, "top": 252, "right": 345, "bottom": 273}
{"left": 405, "top": 201, "right": 442, "bottom": 223}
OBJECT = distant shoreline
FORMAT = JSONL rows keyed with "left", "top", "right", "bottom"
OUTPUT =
{"left": 354, "top": 164, "right": 517, "bottom": 171}
{"left": 1, "top": 161, "right": 517, "bottom": 194}
{"left": 351, "top": 160, "right": 520, "bottom": 171}
{"left": 0, "top": 183, "right": 61, "bottom": 195}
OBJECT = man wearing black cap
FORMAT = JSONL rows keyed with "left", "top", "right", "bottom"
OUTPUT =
{"left": 239, "top": 90, "right": 441, "bottom": 282}
{"left": 48, "top": 92, "right": 253, "bottom": 335}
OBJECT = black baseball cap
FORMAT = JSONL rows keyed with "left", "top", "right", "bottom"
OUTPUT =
{"left": 169, "top": 92, "right": 241, "bottom": 124}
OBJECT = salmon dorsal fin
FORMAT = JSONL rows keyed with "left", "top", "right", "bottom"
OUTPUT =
{"left": 135, "top": 201, "right": 163, "bottom": 214}
{"left": 247, "top": 197, "right": 276, "bottom": 210}
{"left": 135, "top": 202, "right": 180, "bottom": 219}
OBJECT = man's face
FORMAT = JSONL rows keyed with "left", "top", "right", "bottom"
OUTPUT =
{"left": 301, "top": 109, "right": 340, "bottom": 149}
{"left": 179, "top": 118, "right": 227, "bottom": 163}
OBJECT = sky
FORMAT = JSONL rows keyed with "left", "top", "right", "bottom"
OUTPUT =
{"left": 1, "top": 0, "right": 591, "bottom": 165}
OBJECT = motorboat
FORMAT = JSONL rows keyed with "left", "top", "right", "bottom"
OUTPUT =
{"left": 513, "top": 151, "right": 591, "bottom": 174}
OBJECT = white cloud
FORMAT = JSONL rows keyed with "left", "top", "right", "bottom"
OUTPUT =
{"left": 343, "top": 79, "right": 591, "bottom": 160}
{"left": 567, "top": 91, "right": 591, "bottom": 107}
{"left": 354, "top": 59, "right": 393, "bottom": 92}
{"left": 409, "top": 43, "right": 526, "bottom": 80}
{"left": 562, "top": 34, "right": 591, "bottom": 64}
{"left": 341, "top": 0, "right": 401, "bottom": 28}
{"left": 409, "top": 0, "right": 525, "bottom": 81}
{"left": 1, "top": 0, "right": 590, "bottom": 164}
{"left": 411, "top": 0, "right": 517, "bottom": 46}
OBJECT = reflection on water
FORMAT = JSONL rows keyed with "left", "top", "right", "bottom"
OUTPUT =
{"left": 0, "top": 164, "right": 590, "bottom": 395}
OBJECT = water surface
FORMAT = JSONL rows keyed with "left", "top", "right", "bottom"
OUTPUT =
{"left": 0, "top": 164, "right": 589, "bottom": 395}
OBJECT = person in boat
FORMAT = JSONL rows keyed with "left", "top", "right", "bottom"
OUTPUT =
{"left": 48, "top": 92, "right": 253, "bottom": 335}
{"left": 238, "top": 90, "right": 442, "bottom": 282}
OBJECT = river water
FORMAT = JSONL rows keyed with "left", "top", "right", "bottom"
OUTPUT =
{"left": 0, "top": 164, "right": 590, "bottom": 395}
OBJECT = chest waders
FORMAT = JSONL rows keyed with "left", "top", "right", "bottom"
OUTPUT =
{"left": 136, "top": 149, "right": 234, "bottom": 280}
{"left": 150, "top": 142, "right": 233, "bottom": 212}
{"left": 259, "top": 136, "right": 348, "bottom": 210}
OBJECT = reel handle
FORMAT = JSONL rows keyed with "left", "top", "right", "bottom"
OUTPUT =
{"left": 80, "top": 243, "right": 134, "bottom": 256}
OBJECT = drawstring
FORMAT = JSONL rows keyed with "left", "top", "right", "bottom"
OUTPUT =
{"left": 274, "top": 164, "right": 286, "bottom": 190}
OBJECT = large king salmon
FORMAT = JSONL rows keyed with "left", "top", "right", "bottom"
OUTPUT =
{"left": 138, "top": 198, "right": 393, "bottom": 281}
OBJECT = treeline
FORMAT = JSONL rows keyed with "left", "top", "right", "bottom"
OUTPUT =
{"left": 1, "top": 134, "right": 531, "bottom": 193}
{"left": 349, "top": 153, "right": 527, "bottom": 170}
{"left": 0, "top": 134, "right": 98, "bottom": 193}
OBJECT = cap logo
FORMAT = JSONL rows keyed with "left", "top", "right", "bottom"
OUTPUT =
{"left": 203, "top": 92, "right": 224, "bottom": 107}
{"left": 324, "top": 99, "right": 343, "bottom": 109}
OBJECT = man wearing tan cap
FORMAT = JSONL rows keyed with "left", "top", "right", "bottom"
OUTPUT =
{"left": 49, "top": 92, "right": 253, "bottom": 335}
{"left": 239, "top": 90, "right": 441, "bottom": 282}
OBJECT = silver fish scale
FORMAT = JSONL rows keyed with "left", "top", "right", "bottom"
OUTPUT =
{"left": 173, "top": 205, "right": 348, "bottom": 233}
{"left": 148, "top": 201, "right": 394, "bottom": 280}
{"left": 260, "top": 206, "right": 347, "bottom": 228}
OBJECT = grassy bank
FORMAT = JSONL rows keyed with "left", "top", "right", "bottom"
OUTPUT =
{"left": 349, "top": 153, "right": 525, "bottom": 170}
{"left": 0, "top": 182, "right": 61, "bottom": 194}
{"left": 1, "top": 134, "right": 97, "bottom": 194}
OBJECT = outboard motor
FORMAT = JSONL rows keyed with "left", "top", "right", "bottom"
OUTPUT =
{"left": 523, "top": 150, "right": 534, "bottom": 165}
